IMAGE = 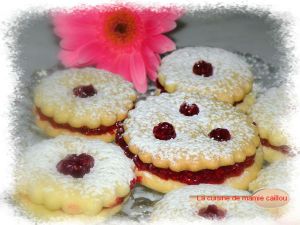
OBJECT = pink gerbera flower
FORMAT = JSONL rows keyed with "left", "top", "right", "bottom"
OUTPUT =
{"left": 52, "top": 5, "right": 183, "bottom": 92}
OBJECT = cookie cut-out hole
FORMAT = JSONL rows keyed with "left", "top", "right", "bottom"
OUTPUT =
{"left": 179, "top": 102, "right": 199, "bottom": 116}
{"left": 56, "top": 153, "right": 95, "bottom": 178}
{"left": 153, "top": 122, "right": 176, "bottom": 140}
{"left": 193, "top": 60, "right": 213, "bottom": 77}
{"left": 198, "top": 204, "right": 226, "bottom": 220}
{"left": 73, "top": 84, "right": 97, "bottom": 98}
{"left": 209, "top": 128, "right": 231, "bottom": 142}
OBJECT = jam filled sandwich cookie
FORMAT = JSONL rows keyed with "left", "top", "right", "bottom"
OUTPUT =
{"left": 250, "top": 86, "right": 294, "bottom": 163}
{"left": 33, "top": 68, "right": 137, "bottom": 142}
{"left": 15, "top": 136, "right": 137, "bottom": 220}
{"left": 156, "top": 47, "right": 253, "bottom": 105}
{"left": 151, "top": 184, "right": 269, "bottom": 222}
{"left": 116, "top": 93, "right": 262, "bottom": 193}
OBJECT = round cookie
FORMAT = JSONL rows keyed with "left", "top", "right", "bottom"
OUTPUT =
{"left": 15, "top": 136, "right": 137, "bottom": 220}
{"left": 157, "top": 47, "right": 253, "bottom": 104}
{"left": 249, "top": 159, "right": 290, "bottom": 192}
{"left": 33, "top": 68, "right": 137, "bottom": 142}
{"left": 249, "top": 158, "right": 299, "bottom": 216}
{"left": 249, "top": 86, "right": 295, "bottom": 163}
{"left": 151, "top": 184, "right": 269, "bottom": 221}
{"left": 116, "top": 93, "right": 262, "bottom": 193}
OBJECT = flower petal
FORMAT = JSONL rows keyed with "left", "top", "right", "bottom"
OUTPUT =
{"left": 60, "top": 34, "right": 98, "bottom": 50}
{"left": 52, "top": 5, "right": 182, "bottom": 92}
{"left": 113, "top": 54, "right": 132, "bottom": 81}
{"left": 142, "top": 46, "right": 160, "bottom": 81}
{"left": 97, "top": 50, "right": 132, "bottom": 82}
{"left": 129, "top": 52, "right": 147, "bottom": 93}
{"left": 58, "top": 50, "right": 78, "bottom": 67}
{"left": 52, "top": 9, "right": 100, "bottom": 27}
{"left": 146, "top": 19, "right": 176, "bottom": 35}
{"left": 146, "top": 35, "right": 176, "bottom": 54}
{"left": 151, "top": 7, "right": 184, "bottom": 21}
{"left": 59, "top": 41, "right": 101, "bottom": 67}
{"left": 141, "top": 7, "right": 183, "bottom": 35}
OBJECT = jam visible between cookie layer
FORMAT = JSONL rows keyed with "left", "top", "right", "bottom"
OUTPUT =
{"left": 36, "top": 107, "right": 118, "bottom": 136}
{"left": 155, "top": 79, "right": 167, "bottom": 93}
{"left": 260, "top": 138, "right": 290, "bottom": 155}
{"left": 115, "top": 124, "right": 255, "bottom": 185}
{"left": 104, "top": 177, "right": 139, "bottom": 208}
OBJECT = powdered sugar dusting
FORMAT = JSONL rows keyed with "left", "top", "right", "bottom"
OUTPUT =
{"left": 124, "top": 93, "right": 257, "bottom": 163}
{"left": 151, "top": 184, "right": 269, "bottom": 221}
{"left": 249, "top": 159, "right": 290, "bottom": 191}
{"left": 34, "top": 67, "right": 136, "bottom": 125}
{"left": 249, "top": 85, "right": 296, "bottom": 145}
{"left": 17, "top": 136, "right": 135, "bottom": 198}
{"left": 12, "top": 52, "right": 284, "bottom": 220}
{"left": 158, "top": 47, "right": 253, "bottom": 101}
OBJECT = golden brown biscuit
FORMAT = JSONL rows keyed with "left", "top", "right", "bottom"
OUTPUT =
{"left": 249, "top": 86, "right": 295, "bottom": 163}
{"left": 157, "top": 47, "right": 253, "bottom": 104}
{"left": 33, "top": 68, "right": 136, "bottom": 141}
{"left": 15, "top": 136, "right": 137, "bottom": 220}
{"left": 151, "top": 184, "right": 270, "bottom": 221}
{"left": 116, "top": 93, "right": 261, "bottom": 192}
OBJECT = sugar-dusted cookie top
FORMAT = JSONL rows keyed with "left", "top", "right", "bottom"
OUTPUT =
{"left": 34, "top": 68, "right": 136, "bottom": 128}
{"left": 151, "top": 184, "right": 269, "bottom": 221}
{"left": 123, "top": 93, "right": 259, "bottom": 172}
{"left": 250, "top": 86, "right": 294, "bottom": 146}
{"left": 158, "top": 47, "right": 253, "bottom": 104}
{"left": 17, "top": 136, "right": 136, "bottom": 207}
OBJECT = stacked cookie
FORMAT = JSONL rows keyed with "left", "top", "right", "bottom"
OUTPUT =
{"left": 34, "top": 68, "right": 137, "bottom": 142}
{"left": 117, "top": 93, "right": 262, "bottom": 193}
{"left": 16, "top": 136, "right": 137, "bottom": 220}
{"left": 249, "top": 86, "right": 294, "bottom": 163}
{"left": 16, "top": 68, "right": 138, "bottom": 220}
{"left": 15, "top": 47, "right": 296, "bottom": 222}
{"left": 156, "top": 47, "right": 253, "bottom": 106}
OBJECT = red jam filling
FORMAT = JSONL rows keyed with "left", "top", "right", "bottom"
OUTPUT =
{"left": 209, "top": 128, "right": 231, "bottom": 142}
{"left": 56, "top": 153, "right": 95, "bottom": 178}
{"left": 73, "top": 84, "right": 97, "bottom": 98}
{"left": 193, "top": 60, "right": 213, "bottom": 77}
{"left": 260, "top": 138, "right": 290, "bottom": 155}
{"left": 155, "top": 79, "right": 167, "bottom": 93}
{"left": 105, "top": 177, "right": 141, "bottom": 209}
{"left": 153, "top": 122, "right": 176, "bottom": 140}
{"left": 198, "top": 204, "right": 226, "bottom": 220}
{"left": 115, "top": 123, "right": 255, "bottom": 185}
{"left": 36, "top": 107, "right": 118, "bottom": 136}
{"left": 106, "top": 197, "right": 125, "bottom": 208}
{"left": 179, "top": 102, "right": 200, "bottom": 116}
{"left": 232, "top": 99, "right": 243, "bottom": 106}
{"left": 129, "top": 176, "right": 142, "bottom": 190}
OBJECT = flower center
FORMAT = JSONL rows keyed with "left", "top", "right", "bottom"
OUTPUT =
{"left": 103, "top": 8, "right": 140, "bottom": 46}
{"left": 114, "top": 23, "right": 128, "bottom": 34}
